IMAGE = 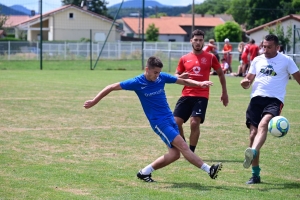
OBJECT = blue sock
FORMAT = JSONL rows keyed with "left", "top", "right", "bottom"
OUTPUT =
{"left": 252, "top": 166, "right": 261, "bottom": 177}
{"left": 252, "top": 148, "right": 257, "bottom": 158}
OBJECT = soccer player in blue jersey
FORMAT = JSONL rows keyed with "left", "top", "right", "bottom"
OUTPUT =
{"left": 84, "top": 56, "right": 222, "bottom": 182}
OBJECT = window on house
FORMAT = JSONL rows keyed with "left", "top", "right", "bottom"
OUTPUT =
{"left": 69, "top": 13, "right": 74, "bottom": 19}
{"left": 169, "top": 39, "right": 176, "bottom": 42}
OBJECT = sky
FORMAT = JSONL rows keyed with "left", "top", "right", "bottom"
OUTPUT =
{"left": 1, "top": 0, "right": 204, "bottom": 13}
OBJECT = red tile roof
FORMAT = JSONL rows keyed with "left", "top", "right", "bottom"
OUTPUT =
{"left": 122, "top": 16, "right": 225, "bottom": 35}
{"left": 246, "top": 14, "right": 300, "bottom": 34}
{"left": 4, "top": 16, "right": 31, "bottom": 27}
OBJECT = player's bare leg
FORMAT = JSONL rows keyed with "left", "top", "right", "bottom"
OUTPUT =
{"left": 252, "top": 114, "right": 273, "bottom": 151}
{"left": 189, "top": 116, "right": 201, "bottom": 152}
{"left": 174, "top": 117, "right": 185, "bottom": 141}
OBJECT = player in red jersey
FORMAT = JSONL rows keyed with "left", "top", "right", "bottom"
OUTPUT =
{"left": 241, "top": 42, "right": 251, "bottom": 76}
{"left": 173, "top": 29, "right": 229, "bottom": 152}
{"left": 203, "top": 39, "right": 220, "bottom": 62}
{"left": 222, "top": 38, "right": 233, "bottom": 73}
{"left": 249, "top": 39, "right": 259, "bottom": 63}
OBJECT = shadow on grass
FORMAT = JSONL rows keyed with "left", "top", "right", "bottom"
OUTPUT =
{"left": 203, "top": 159, "right": 242, "bottom": 163}
{"left": 259, "top": 181, "right": 300, "bottom": 190}
{"left": 160, "top": 181, "right": 300, "bottom": 191}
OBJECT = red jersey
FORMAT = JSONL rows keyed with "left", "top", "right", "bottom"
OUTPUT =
{"left": 176, "top": 51, "right": 220, "bottom": 98}
{"left": 249, "top": 44, "right": 259, "bottom": 61}
{"left": 241, "top": 44, "right": 250, "bottom": 58}
{"left": 203, "top": 45, "right": 213, "bottom": 52}
{"left": 222, "top": 44, "right": 232, "bottom": 53}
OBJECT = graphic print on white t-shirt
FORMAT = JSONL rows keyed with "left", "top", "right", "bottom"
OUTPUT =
{"left": 259, "top": 64, "right": 277, "bottom": 76}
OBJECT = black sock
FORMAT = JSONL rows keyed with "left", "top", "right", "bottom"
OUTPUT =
{"left": 190, "top": 145, "right": 196, "bottom": 152}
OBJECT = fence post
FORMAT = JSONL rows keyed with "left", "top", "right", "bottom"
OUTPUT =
{"left": 64, "top": 41, "right": 67, "bottom": 60}
{"left": 108, "top": 42, "right": 110, "bottom": 59}
{"left": 168, "top": 50, "right": 171, "bottom": 72}
{"left": 8, "top": 41, "right": 10, "bottom": 60}
{"left": 118, "top": 40, "right": 121, "bottom": 59}
{"left": 36, "top": 42, "right": 39, "bottom": 60}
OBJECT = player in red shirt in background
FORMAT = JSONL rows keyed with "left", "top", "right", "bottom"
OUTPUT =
{"left": 222, "top": 38, "right": 233, "bottom": 73}
{"left": 203, "top": 39, "right": 220, "bottom": 62}
{"left": 173, "top": 29, "right": 229, "bottom": 152}
{"left": 220, "top": 58, "right": 229, "bottom": 74}
{"left": 249, "top": 39, "right": 259, "bottom": 63}
{"left": 241, "top": 41, "right": 251, "bottom": 76}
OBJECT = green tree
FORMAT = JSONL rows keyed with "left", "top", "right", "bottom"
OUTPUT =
{"left": 265, "top": 22, "right": 293, "bottom": 51}
{"left": 146, "top": 23, "right": 159, "bottom": 42}
{"left": 226, "top": 0, "right": 250, "bottom": 25}
{"left": 0, "top": 7, "right": 8, "bottom": 30}
{"left": 194, "top": 0, "right": 230, "bottom": 15}
{"left": 149, "top": 13, "right": 167, "bottom": 18}
{"left": 62, "top": 0, "right": 111, "bottom": 18}
{"left": 227, "top": 0, "right": 300, "bottom": 30}
{"left": 214, "top": 21, "right": 242, "bottom": 42}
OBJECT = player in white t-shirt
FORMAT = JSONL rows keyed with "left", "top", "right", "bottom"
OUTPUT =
{"left": 240, "top": 34, "right": 300, "bottom": 184}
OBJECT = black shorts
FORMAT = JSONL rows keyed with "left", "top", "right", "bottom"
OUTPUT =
{"left": 173, "top": 96, "right": 208, "bottom": 123}
{"left": 246, "top": 96, "right": 283, "bottom": 128}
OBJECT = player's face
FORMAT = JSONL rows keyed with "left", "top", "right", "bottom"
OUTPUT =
{"left": 191, "top": 35, "right": 204, "bottom": 52}
{"left": 263, "top": 40, "right": 279, "bottom": 58}
{"left": 145, "top": 66, "right": 161, "bottom": 81}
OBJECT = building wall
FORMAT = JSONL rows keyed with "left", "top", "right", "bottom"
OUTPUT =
{"left": 181, "top": 26, "right": 213, "bottom": 41}
{"left": 158, "top": 35, "right": 185, "bottom": 42}
{"left": 52, "top": 7, "right": 118, "bottom": 42}
{"left": 248, "top": 19, "right": 300, "bottom": 44}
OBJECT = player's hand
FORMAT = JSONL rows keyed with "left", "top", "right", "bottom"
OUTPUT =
{"left": 221, "top": 92, "right": 229, "bottom": 107}
{"left": 200, "top": 81, "right": 213, "bottom": 88}
{"left": 179, "top": 72, "right": 189, "bottom": 79}
{"left": 83, "top": 100, "right": 95, "bottom": 109}
{"left": 241, "top": 78, "right": 251, "bottom": 89}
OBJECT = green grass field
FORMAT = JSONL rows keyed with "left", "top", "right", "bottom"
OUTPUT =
{"left": 0, "top": 61, "right": 299, "bottom": 200}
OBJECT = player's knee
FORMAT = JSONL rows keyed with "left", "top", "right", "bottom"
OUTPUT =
{"left": 190, "top": 119, "right": 200, "bottom": 130}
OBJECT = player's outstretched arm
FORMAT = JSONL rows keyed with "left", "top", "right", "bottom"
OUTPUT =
{"left": 240, "top": 73, "right": 255, "bottom": 89}
{"left": 83, "top": 82, "right": 122, "bottom": 109}
{"left": 176, "top": 78, "right": 213, "bottom": 88}
{"left": 292, "top": 71, "right": 300, "bottom": 85}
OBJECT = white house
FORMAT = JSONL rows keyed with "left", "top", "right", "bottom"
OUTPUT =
{"left": 246, "top": 14, "right": 300, "bottom": 44}
{"left": 8, "top": 5, "right": 121, "bottom": 42}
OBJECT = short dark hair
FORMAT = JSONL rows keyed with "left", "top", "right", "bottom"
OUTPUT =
{"left": 191, "top": 29, "right": 205, "bottom": 39}
{"left": 147, "top": 56, "right": 163, "bottom": 69}
{"left": 264, "top": 34, "right": 279, "bottom": 46}
{"left": 279, "top": 45, "right": 285, "bottom": 52}
{"left": 250, "top": 39, "right": 255, "bottom": 44}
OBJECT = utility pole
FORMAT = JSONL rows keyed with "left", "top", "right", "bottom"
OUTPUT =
{"left": 142, "top": 0, "right": 145, "bottom": 70}
{"left": 192, "top": 0, "right": 195, "bottom": 33}
{"left": 39, "top": 0, "right": 43, "bottom": 70}
{"left": 138, "top": 10, "right": 140, "bottom": 38}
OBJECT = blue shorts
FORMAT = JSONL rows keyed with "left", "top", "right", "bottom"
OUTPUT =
{"left": 152, "top": 118, "right": 179, "bottom": 148}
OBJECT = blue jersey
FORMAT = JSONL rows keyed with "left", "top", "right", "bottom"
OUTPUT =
{"left": 120, "top": 72, "right": 177, "bottom": 127}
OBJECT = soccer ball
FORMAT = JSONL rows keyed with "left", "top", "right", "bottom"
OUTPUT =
{"left": 268, "top": 116, "right": 289, "bottom": 137}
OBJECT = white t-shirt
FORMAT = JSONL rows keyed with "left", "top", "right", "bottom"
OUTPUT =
{"left": 248, "top": 53, "right": 299, "bottom": 103}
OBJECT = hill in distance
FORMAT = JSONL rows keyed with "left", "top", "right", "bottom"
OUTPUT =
{"left": 109, "top": 0, "right": 172, "bottom": 8}
{"left": 10, "top": 5, "right": 32, "bottom": 15}
{"left": 0, "top": 4, "right": 28, "bottom": 15}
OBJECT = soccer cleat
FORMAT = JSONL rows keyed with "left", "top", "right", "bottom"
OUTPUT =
{"left": 137, "top": 171, "right": 155, "bottom": 182}
{"left": 209, "top": 162, "right": 222, "bottom": 179}
{"left": 243, "top": 148, "right": 254, "bottom": 168}
{"left": 246, "top": 176, "right": 261, "bottom": 184}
